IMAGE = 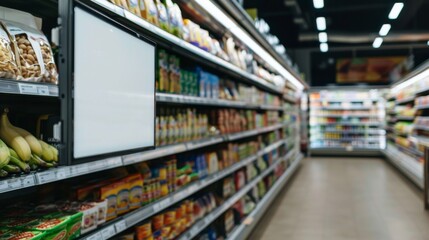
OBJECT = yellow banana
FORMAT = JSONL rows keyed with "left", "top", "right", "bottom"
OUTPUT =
{"left": 39, "top": 140, "right": 54, "bottom": 162}
{"left": 48, "top": 145, "right": 58, "bottom": 162}
{"left": 0, "top": 139, "right": 10, "bottom": 168}
{"left": 0, "top": 113, "right": 31, "bottom": 161}
{"left": 11, "top": 126, "right": 43, "bottom": 157}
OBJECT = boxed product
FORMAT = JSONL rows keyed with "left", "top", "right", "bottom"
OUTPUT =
{"left": 0, "top": 229, "right": 46, "bottom": 240}
{"left": 126, "top": 174, "right": 144, "bottom": 210}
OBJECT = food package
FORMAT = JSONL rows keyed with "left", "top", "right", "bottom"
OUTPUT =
{"left": 110, "top": 0, "right": 129, "bottom": 9}
{"left": 0, "top": 229, "right": 46, "bottom": 240}
{"left": 126, "top": 174, "right": 143, "bottom": 210}
{"left": 127, "top": 0, "right": 141, "bottom": 16}
{"left": 2, "top": 20, "right": 58, "bottom": 83}
{"left": 116, "top": 179, "right": 130, "bottom": 215}
{"left": 100, "top": 182, "right": 119, "bottom": 221}
{"left": 183, "top": 19, "right": 201, "bottom": 47}
{"left": 139, "top": 0, "right": 159, "bottom": 26}
{"left": 0, "top": 24, "right": 19, "bottom": 79}
{"left": 157, "top": 49, "right": 169, "bottom": 92}
{"left": 156, "top": 0, "right": 169, "bottom": 31}
{"left": 164, "top": 0, "right": 183, "bottom": 37}
{"left": 224, "top": 37, "right": 240, "bottom": 68}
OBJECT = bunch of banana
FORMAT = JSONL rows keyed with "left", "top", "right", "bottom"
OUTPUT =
{"left": 0, "top": 111, "right": 59, "bottom": 173}
{"left": 0, "top": 138, "right": 10, "bottom": 177}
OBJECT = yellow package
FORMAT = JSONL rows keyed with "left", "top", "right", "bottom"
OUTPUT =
{"left": 116, "top": 179, "right": 130, "bottom": 215}
{"left": 156, "top": 0, "right": 169, "bottom": 31}
{"left": 100, "top": 182, "right": 119, "bottom": 221}
{"left": 126, "top": 174, "right": 143, "bottom": 210}
{"left": 127, "top": 0, "right": 141, "bottom": 16}
{"left": 139, "top": 0, "right": 159, "bottom": 26}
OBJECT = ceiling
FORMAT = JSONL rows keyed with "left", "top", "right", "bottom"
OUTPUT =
{"left": 243, "top": 0, "right": 429, "bottom": 49}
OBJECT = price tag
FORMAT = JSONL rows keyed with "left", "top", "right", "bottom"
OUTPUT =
{"left": 0, "top": 180, "right": 8, "bottom": 191}
{"left": 152, "top": 203, "right": 161, "bottom": 212}
{"left": 56, "top": 168, "right": 69, "bottom": 180}
{"left": 114, "top": 220, "right": 127, "bottom": 233}
{"left": 36, "top": 171, "right": 57, "bottom": 184}
{"left": 86, "top": 232, "right": 102, "bottom": 240}
{"left": 159, "top": 198, "right": 170, "bottom": 209}
{"left": 101, "top": 225, "right": 116, "bottom": 239}
{"left": 8, "top": 178, "right": 21, "bottom": 189}
{"left": 22, "top": 175, "right": 35, "bottom": 187}
{"left": 190, "top": 228, "right": 198, "bottom": 237}
{"left": 173, "top": 191, "right": 184, "bottom": 201}
{"left": 18, "top": 83, "right": 38, "bottom": 94}
{"left": 36, "top": 85, "right": 49, "bottom": 95}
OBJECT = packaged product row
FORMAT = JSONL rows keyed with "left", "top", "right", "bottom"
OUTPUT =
{"left": 414, "top": 117, "right": 429, "bottom": 127}
{"left": 310, "top": 117, "right": 381, "bottom": 124}
{"left": 311, "top": 140, "right": 382, "bottom": 148}
{"left": 194, "top": 167, "right": 287, "bottom": 240}
{"left": 112, "top": 161, "right": 288, "bottom": 240}
{"left": 310, "top": 110, "right": 381, "bottom": 116}
{"left": 155, "top": 107, "right": 281, "bottom": 146}
{"left": 0, "top": 141, "right": 287, "bottom": 240}
{"left": 394, "top": 121, "right": 414, "bottom": 134}
{"left": 310, "top": 91, "right": 379, "bottom": 101}
{"left": 157, "top": 49, "right": 281, "bottom": 107}
{"left": 311, "top": 126, "right": 381, "bottom": 131}
{"left": 415, "top": 95, "right": 429, "bottom": 106}
{"left": 108, "top": 0, "right": 285, "bottom": 85}
{"left": 0, "top": 7, "right": 58, "bottom": 83}
{"left": 313, "top": 133, "right": 384, "bottom": 139}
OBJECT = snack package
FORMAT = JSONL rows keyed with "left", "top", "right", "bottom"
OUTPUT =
{"left": 139, "top": 0, "right": 159, "bottom": 26}
{"left": 96, "top": 200, "right": 108, "bottom": 225}
{"left": 157, "top": 49, "right": 169, "bottom": 92}
{"left": 164, "top": 0, "right": 183, "bottom": 37}
{"left": 127, "top": 0, "right": 141, "bottom": 16}
{"left": 111, "top": 0, "right": 129, "bottom": 9}
{"left": 2, "top": 20, "right": 58, "bottom": 83}
{"left": 126, "top": 174, "right": 143, "bottom": 210}
{"left": 0, "top": 229, "right": 46, "bottom": 240}
{"left": 155, "top": 0, "right": 169, "bottom": 31}
{"left": 100, "top": 183, "right": 119, "bottom": 221}
{"left": 0, "top": 24, "right": 19, "bottom": 79}
{"left": 116, "top": 179, "right": 130, "bottom": 215}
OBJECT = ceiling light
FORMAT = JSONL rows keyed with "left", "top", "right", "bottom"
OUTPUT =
{"left": 388, "top": 3, "right": 404, "bottom": 19}
{"left": 318, "top": 32, "right": 328, "bottom": 43}
{"left": 316, "top": 17, "right": 326, "bottom": 31}
{"left": 372, "top": 37, "right": 383, "bottom": 48}
{"left": 320, "top": 43, "right": 328, "bottom": 52}
{"left": 313, "top": 0, "right": 324, "bottom": 9}
{"left": 427, "top": 41, "right": 429, "bottom": 46}
{"left": 379, "top": 24, "right": 391, "bottom": 36}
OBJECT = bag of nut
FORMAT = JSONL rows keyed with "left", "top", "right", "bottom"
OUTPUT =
{"left": 2, "top": 20, "right": 58, "bottom": 84}
{"left": 0, "top": 24, "right": 20, "bottom": 79}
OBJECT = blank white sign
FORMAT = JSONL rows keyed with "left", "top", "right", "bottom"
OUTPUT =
{"left": 74, "top": 7, "right": 155, "bottom": 158}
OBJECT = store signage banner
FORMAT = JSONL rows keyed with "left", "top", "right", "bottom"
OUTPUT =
{"left": 336, "top": 57, "right": 408, "bottom": 83}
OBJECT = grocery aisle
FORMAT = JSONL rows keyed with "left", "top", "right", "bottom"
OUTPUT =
{"left": 249, "top": 157, "right": 429, "bottom": 240}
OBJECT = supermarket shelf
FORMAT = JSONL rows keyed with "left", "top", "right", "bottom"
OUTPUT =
{"left": 310, "top": 98, "right": 378, "bottom": 103}
{"left": 156, "top": 93, "right": 283, "bottom": 111}
{"left": 284, "top": 95, "right": 297, "bottom": 103}
{"left": 177, "top": 150, "right": 301, "bottom": 240}
{"left": 383, "top": 144, "right": 423, "bottom": 189}
{"left": 395, "top": 144, "right": 423, "bottom": 158}
{"left": 226, "top": 154, "right": 304, "bottom": 240}
{"left": 395, "top": 116, "right": 414, "bottom": 121}
{"left": 396, "top": 96, "right": 415, "bottom": 105}
{"left": 415, "top": 86, "right": 429, "bottom": 95}
{"left": 81, "top": 141, "right": 292, "bottom": 240}
{"left": 310, "top": 137, "right": 383, "bottom": 142}
{"left": 309, "top": 114, "right": 378, "bottom": 117}
{"left": 310, "top": 129, "right": 386, "bottom": 134}
{"left": 310, "top": 106, "right": 374, "bottom": 110}
{"left": 0, "top": 125, "right": 285, "bottom": 194}
{"left": 89, "top": 0, "right": 283, "bottom": 95}
{"left": 310, "top": 147, "right": 382, "bottom": 156}
{"left": 410, "top": 135, "right": 429, "bottom": 147}
{"left": 415, "top": 104, "right": 429, "bottom": 110}
{"left": 414, "top": 125, "right": 429, "bottom": 131}
{"left": 0, "top": 79, "right": 58, "bottom": 97}
{"left": 310, "top": 122, "right": 383, "bottom": 126}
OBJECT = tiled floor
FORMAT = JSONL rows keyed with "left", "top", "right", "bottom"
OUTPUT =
{"left": 249, "top": 157, "right": 429, "bottom": 240}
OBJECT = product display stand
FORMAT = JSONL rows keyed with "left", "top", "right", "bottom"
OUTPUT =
{"left": 309, "top": 88, "right": 385, "bottom": 156}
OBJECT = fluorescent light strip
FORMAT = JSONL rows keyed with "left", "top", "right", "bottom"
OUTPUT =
{"left": 372, "top": 37, "right": 383, "bottom": 48}
{"left": 379, "top": 24, "right": 391, "bottom": 36}
{"left": 318, "top": 32, "right": 327, "bottom": 43}
{"left": 194, "top": 0, "right": 304, "bottom": 90}
{"left": 392, "top": 68, "right": 429, "bottom": 93}
{"left": 313, "top": 0, "right": 324, "bottom": 9}
{"left": 388, "top": 2, "right": 404, "bottom": 19}
{"left": 320, "top": 43, "right": 328, "bottom": 52}
{"left": 316, "top": 17, "right": 326, "bottom": 31}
